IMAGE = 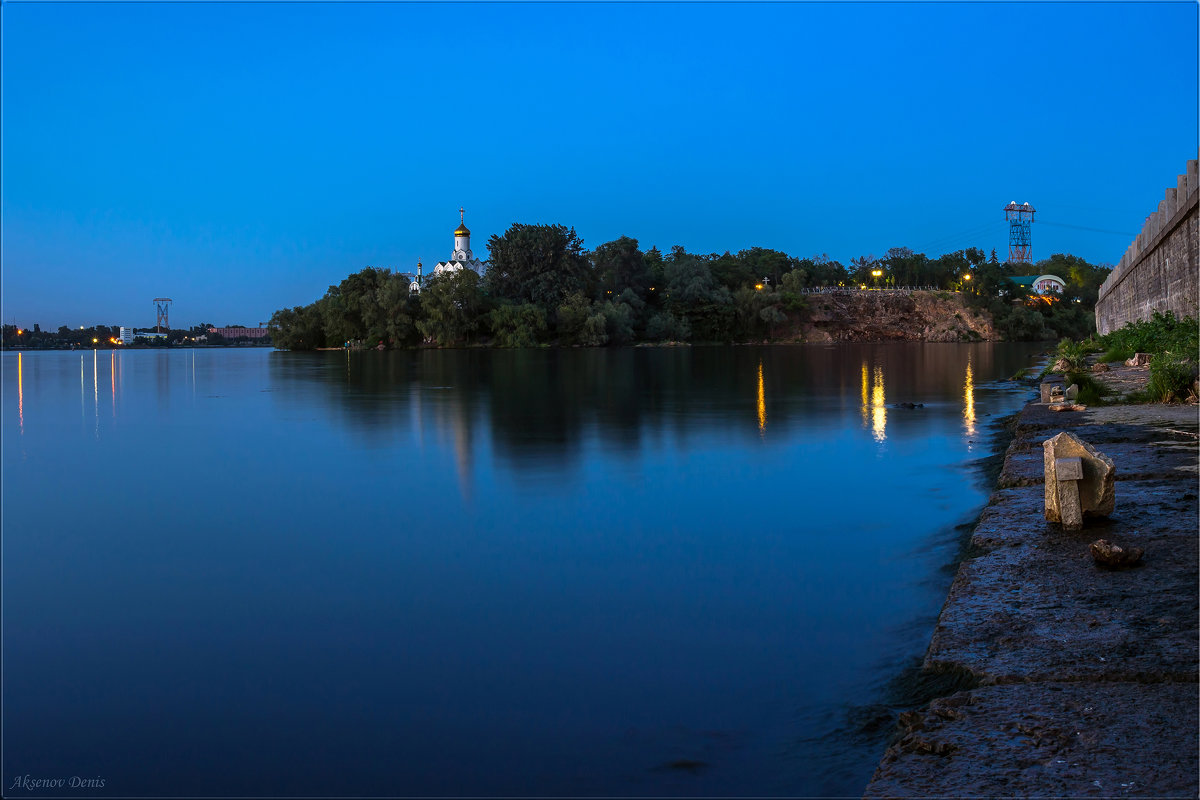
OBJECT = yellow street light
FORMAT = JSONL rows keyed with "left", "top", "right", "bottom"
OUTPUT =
{"left": 92, "top": 338, "right": 99, "bottom": 344}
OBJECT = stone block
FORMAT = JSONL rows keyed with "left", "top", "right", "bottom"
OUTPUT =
{"left": 1043, "top": 431, "right": 1115, "bottom": 530}
{"left": 1054, "top": 456, "right": 1082, "bottom": 480}
{"left": 1039, "top": 382, "right": 1057, "bottom": 403}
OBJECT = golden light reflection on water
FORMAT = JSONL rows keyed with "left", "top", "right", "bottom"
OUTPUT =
{"left": 860, "top": 360, "right": 887, "bottom": 442}
{"left": 111, "top": 352, "right": 117, "bottom": 416}
{"left": 963, "top": 356, "right": 976, "bottom": 439}
{"left": 860, "top": 362, "right": 870, "bottom": 428}
{"left": 93, "top": 349, "right": 99, "bottom": 435}
{"left": 872, "top": 365, "right": 887, "bottom": 443}
{"left": 757, "top": 360, "right": 766, "bottom": 434}
{"left": 17, "top": 352, "right": 23, "bottom": 434}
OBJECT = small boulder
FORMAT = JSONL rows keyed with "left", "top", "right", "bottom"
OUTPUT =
{"left": 1051, "top": 358, "right": 1071, "bottom": 373}
{"left": 1125, "top": 353, "right": 1152, "bottom": 367}
{"left": 1090, "top": 539, "right": 1144, "bottom": 568}
{"left": 1092, "top": 362, "right": 1110, "bottom": 373}
{"left": 1065, "top": 383, "right": 1080, "bottom": 402}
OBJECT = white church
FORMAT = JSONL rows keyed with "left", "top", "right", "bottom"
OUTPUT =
{"left": 409, "top": 208, "right": 487, "bottom": 293}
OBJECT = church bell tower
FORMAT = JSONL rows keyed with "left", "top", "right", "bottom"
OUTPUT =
{"left": 453, "top": 207, "right": 472, "bottom": 261}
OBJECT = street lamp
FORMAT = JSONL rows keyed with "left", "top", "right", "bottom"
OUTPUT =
{"left": 871, "top": 268, "right": 883, "bottom": 288}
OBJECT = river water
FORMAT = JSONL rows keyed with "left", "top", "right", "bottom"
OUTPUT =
{"left": 2, "top": 343, "right": 1041, "bottom": 797}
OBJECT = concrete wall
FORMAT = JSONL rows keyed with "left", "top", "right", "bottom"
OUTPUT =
{"left": 1095, "top": 153, "right": 1199, "bottom": 335}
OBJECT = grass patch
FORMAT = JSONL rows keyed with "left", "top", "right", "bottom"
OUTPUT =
{"left": 1064, "top": 371, "right": 1111, "bottom": 406}
{"left": 1146, "top": 353, "right": 1197, "bottom": 403}
{"left": 1100, "top": 345, "right": 1134, "bottom": 363}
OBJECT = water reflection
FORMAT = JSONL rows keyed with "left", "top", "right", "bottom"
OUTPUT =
{"left": 267, "top": 343, "right": 1040, "bottom": 482}
{"left": 17, "top": 353, "right": 23, "bottom": 434}
{"left": 872, "top": 365, "right": 887, "bottom": 443}
{"left": 859, "top": 360, "right": 887, "bottom": 442}
{"left": 860, "top": 361, "right": 870, "bottom": 430}
{"left": 963, "top": 355, "right": 976, "bottom": 440}
{"left": 756, "top": 359, "right": 766, "bottom": 434}
{"left": 92, "top": 349, "right": 99, "bottom": 437}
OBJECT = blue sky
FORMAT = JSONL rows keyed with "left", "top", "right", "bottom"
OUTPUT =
{"left": 2, "top": 1, "right": 1196, "bottom": 329}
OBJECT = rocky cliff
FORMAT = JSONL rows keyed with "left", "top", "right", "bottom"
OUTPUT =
{"left": 787, "top": 290, "right": 996, "bottom": 343}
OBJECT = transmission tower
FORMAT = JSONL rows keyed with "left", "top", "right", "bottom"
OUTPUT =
{"left": 1004, "top": 201, "right": 1036, "bottom": 264}
{"left": 153, "top": 298, "right": 173, "bottom": 333}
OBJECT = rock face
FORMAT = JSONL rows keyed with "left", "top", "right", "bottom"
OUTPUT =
{"left": 793, "top": 291, "right": 996, "bottom": 342}
{"left": 1125, "top": 352, "right": 1152, "bottom": 366}
{"left": 1043, "top": 431, "right": 1115, "bottom": 529}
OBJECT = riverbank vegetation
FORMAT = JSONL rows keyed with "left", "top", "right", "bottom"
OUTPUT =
{"left": 1046, "top": 312, "right": 1199, "bottom": 404}
{"left": 269, "top": 224, "right": 1114, "bottom": 349}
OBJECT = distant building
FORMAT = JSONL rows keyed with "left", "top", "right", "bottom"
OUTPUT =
{"left": 1009, "top": 274, "right": 1066, "bottom": 295}
{"left": 208, "top": 326, "right": 270, "bottom": 339}
{"left": 410, "top": 208, "right": 486, "bottom": 293}
{"left": 119, "top": 327, "right": 135, "bottom": 344}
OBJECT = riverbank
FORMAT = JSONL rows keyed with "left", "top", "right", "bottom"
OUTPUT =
{"left": 864, "top": 363, "right": 1199, "bottom": 797}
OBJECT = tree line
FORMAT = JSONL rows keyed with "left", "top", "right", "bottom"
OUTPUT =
{"left": 268, "top": 224, "right": 1114, "bottom": 349}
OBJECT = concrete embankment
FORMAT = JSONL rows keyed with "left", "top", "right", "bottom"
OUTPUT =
{"left": 865, "top": 366, "right": 1199, "bottom": 798}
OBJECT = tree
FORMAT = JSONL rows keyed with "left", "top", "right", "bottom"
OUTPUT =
{"left": 485, "top": 223, "right": 591, "bottom": 310}
{"left": 849, "top": 254, "right": 878, "bottom": 285}
{"left": 488, "top": 302, "right": 547, "bottom": 347}
{"left": 375, "top": 272, "right": 421, "bottom": 346}
{"left": 555, "top": 291, "right": 607, "bottom": 345}
{"left": 417, "top": 269, "right": 485, "bottom": 346}
{"left": 270, "top": 304, "right": 326, "bottom": 350}
{"left": 593, "top": 235, "right": 649, "bottom": 300}
{"left": 736, "top": 247, "right": 792, "bottom": 291}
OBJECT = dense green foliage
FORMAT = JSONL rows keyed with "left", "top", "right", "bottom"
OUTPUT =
{"left": 265, "top": 222, "right": 1116, "bottom": 349}
{"left": 1096, "top": 311, "right": 1199, "bottom": 358}
{"left": 1093, "top": 312, "right": 1199, "bottom": 403}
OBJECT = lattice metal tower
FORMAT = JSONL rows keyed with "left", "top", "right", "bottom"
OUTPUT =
{"left": 1004, "top": 201, "right": 1036, "bottom": 264}
{"left": 153, "top": 298, "right": 173, "bottom": 333}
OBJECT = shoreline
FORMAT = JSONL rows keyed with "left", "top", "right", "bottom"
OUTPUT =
{"left": 864, "top": 365, "right": 1199, "bottom": 797}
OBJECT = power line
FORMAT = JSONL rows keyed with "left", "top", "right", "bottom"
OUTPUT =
{"left": 1037, "top": 220, "right": 1136, "bottom": 237}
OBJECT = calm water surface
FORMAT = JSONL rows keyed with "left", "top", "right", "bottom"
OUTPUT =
{"left": 3, "top": 344, "right": 1041, "bottom": 797}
